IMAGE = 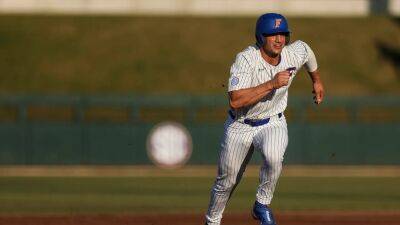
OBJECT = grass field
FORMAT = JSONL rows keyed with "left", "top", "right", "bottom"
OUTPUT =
{"left": 0, "top": 16, "right": 399, "bottom": 95}
{"left": 1, "top": 175, "right": 400, "bottom": 214}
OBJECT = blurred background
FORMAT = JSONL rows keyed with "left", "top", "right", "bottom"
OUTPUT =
{"left": 0, "top": 0, "right": 399, "bottom": 225}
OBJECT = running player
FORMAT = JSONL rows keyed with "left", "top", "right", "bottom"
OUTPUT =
{"left": 205, "top": 13, "right": 325, "bottom": 225}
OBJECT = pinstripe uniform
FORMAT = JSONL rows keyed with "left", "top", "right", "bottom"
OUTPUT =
{"left": 205, "top": 40, "right": 318, "bottom": 225}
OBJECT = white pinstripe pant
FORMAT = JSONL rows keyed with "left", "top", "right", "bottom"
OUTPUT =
{"left": 205, "top": 114, "right": 288, "bottom": 225}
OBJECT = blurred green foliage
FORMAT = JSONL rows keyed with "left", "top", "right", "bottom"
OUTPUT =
{"left": 0, "top": 16, "right": 399, "bottom": 95}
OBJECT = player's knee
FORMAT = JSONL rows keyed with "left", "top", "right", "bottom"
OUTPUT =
{"left": 265, "top": 157, "right": 283, "bottom": 171}
{"left": 213, "top": 183, "right": 233, "bottom": 194}
{"left": 214, "top": 174, "right": 237, "bottom": 193}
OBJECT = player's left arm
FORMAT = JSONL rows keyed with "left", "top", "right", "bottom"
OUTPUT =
{"left": 302, "top": 41, "right": 325, "bottom": 105}
{"left": 308, "top": 70, "right": 324, "bottom": 105}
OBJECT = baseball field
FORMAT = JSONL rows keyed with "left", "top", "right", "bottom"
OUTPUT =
{"left": 0, "top": 14, "right": 399, "bottom": 225}
{"left": 0, "top": 166, "right": 399, "bottom": 225}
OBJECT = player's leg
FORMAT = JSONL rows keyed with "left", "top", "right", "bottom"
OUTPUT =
{"left": 255, "top": 121, "right": 288, "bottom": 205}
{"left": 205, "top": 122, "right": 255, "bottom": 225}
{"left": 254, "top": 118, "right": 288, "bottom": 205}
{"left": 251, "top": 119, "right": 288, "bottom": 225}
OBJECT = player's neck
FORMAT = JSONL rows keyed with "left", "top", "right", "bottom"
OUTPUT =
{"left": 260, "top": 48, "right": 280, "bottom": 66}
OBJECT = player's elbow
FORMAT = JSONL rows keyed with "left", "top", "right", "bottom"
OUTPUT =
{"left": 229, "top": 91, "right": 247, "bottom": 110}
{"left": 229, "top": 98, "right": 246, "bottom": 110}
{"left": 229, "top": 99, "right": 240, "bottom": 110}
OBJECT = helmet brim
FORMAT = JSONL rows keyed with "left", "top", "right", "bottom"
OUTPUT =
{"left": 262, "top": 30, "right": 291, "bottom": 37}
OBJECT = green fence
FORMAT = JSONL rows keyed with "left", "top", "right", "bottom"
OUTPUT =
{"left": 0, "top": 95, "right": 399, "bottom": 165}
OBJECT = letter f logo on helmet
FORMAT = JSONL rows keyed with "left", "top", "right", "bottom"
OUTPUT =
{"left": 274, "top": 19, "right": 282, "bottom": 28}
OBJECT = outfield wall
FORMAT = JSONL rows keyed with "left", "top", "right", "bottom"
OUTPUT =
{"left": 0, "top": 0, "right": 399, "bottom": 16}
{"left": 0, "top": 95, "right": 399, "bottom": 165}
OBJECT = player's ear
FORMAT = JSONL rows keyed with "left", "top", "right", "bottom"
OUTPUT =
{"left": 285, "top": 33, "right": 290, "bottom": 45}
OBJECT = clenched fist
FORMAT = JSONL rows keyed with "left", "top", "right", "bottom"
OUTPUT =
{"left": 271, "top": 71, "right": 291, "bottom": 89}
{"left": 312, "top": 81, "right": 324, "bottom": 105}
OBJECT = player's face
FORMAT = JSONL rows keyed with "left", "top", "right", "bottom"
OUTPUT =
{"left": 263, "top": 33, "right": 286, "bottom": 56}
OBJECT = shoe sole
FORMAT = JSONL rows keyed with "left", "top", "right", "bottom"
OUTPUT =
{"left": 252, "top": 210, "right": 275, "bottom": 225}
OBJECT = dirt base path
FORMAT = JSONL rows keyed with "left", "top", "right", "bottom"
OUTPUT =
{"left": 1, "top": 211, "right": 399, "bottom": 225}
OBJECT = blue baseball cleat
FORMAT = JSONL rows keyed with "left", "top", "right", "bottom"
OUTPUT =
{"left": 252, "top": 201, "right": 277, "bottom": 225}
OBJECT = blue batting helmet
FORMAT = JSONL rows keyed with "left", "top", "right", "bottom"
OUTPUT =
{"left": 255, "top": 13, "right": 290, "bottom": 47}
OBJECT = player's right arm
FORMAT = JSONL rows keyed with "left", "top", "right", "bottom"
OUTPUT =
{"left": 228, "top": 53, "right": 290, "bottom": 110}
{"left": 229, "top": 71, "right": 290, "bottom": 110}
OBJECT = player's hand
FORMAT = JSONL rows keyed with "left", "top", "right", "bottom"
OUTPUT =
{"left": 271, "top": 71, "right": 291, "bottom": 89}
{"left": 312, "top": 81, "right": 324, "bottom": 105}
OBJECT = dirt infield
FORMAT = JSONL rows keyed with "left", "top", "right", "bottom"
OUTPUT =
{"left": 1, "top": 165, "right": 400, "bottom": 177}
{"left": 1, "top": 212, "right": 399, "bottom": 225}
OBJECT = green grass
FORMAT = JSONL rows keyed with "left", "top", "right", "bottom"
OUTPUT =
{"left": 0, "top": 176, "right": 399, "bottom": 214}
{"left": 0, "top": 16, "right": 399, "bottom": 95}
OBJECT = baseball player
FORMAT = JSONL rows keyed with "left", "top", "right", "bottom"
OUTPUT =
{"left": 204, "top": 13, "right": 325, "bottom": 225}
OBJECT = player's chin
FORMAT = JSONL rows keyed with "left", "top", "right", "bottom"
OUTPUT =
{"left": 272, "top": 46, "right": 283, "bottom": 54}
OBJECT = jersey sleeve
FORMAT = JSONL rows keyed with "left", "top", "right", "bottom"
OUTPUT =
{"left": 228, "top": 53, "right": 254, "bottom": 92}
{"left": 303, "top": 42, "right": 318, "bottom": 72}
{"left": 290, "top": 40, "right": 318, "bottom": 72}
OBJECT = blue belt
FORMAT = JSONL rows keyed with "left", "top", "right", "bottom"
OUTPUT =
{"left": 229, "top": 110, "right": 282, "bottom": 127}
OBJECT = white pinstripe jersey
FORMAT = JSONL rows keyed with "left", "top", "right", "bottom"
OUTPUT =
{"left": 228, "top": 40, "right": 317, "bottom": 120}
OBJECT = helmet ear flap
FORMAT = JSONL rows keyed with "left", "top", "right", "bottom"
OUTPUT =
{"left": 256, "top": 34, "right": 264, "bottom": 48}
